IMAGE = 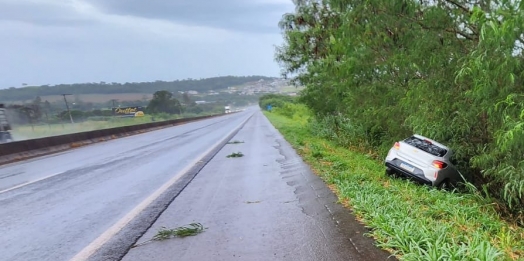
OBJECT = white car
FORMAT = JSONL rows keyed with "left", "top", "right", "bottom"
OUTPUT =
{"left": 384, "top": 134, "right": 462, "bottom": 188}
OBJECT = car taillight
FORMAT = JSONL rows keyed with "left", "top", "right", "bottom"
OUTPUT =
{"left": 394, "top": 142, "right": 400, "bottom": 150}
{"left": 432, "top": 160, "right": 447, "bottom": 169}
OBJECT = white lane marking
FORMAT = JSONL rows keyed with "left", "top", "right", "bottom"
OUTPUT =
{"left": 70, "top": 114, "right": 252, "bottom": 261}
{"left": 0, "top": 172, "right": 65, "bottom": 195}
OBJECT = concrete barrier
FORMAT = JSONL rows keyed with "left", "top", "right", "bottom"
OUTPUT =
{"left": 0, "top": 113, "right": 225, "bottom": 165}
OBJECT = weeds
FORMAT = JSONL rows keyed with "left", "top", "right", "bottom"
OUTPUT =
{"left": 264, "top": 111, "right": 524, "bottom": 260}
{"left": 227, "top": 152, "right": 244, "bottom": 158}
{"left": 132, "top": 223, "right": 205, "bottom": 248}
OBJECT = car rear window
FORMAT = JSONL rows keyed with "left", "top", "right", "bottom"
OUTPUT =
{"left": 403, "top": 136, "right": 447, "bottom": 157}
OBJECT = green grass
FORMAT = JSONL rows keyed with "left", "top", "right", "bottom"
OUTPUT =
{"left": 11, "top": 117, "right": 152, "bottom": 140}
{"left": 10, "top": 113, "right": 216, "bottom": 140}
{"left": 264, "top": 111, "right": 524, "bottom": 261}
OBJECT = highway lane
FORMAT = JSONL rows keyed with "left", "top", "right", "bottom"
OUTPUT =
{"left": 123, "top": 110, "right": 394, "bottom": 261}
{"left": 0, "top": 110, "right": 253, "bottom": 261}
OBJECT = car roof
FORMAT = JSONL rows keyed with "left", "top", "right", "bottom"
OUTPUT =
{"left": 410, "top": 134, "right": 451, "bottom": 151}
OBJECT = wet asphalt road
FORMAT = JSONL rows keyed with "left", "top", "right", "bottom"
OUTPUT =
{"left": 123, "top": 111, "right": 394, "bottom": 261}
{"left": 0, "top": 108, "right": 394, "bottom": 261}
{"left": 0, "top": 111, "right": 252, "bottom": 261}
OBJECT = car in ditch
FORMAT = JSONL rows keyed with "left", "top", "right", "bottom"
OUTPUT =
{"left": 384, "top": 134, "right": 462, "bottom": 188}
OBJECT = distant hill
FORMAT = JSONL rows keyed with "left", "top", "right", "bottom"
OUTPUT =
{"left": 0, "top": 76, "right": 276, "bottom": 102}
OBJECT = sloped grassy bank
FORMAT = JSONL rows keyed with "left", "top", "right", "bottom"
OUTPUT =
{"left": 264, "top": 110, "right": 524, "bottom": 261}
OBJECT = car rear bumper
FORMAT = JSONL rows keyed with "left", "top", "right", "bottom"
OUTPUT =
{"left": 385, "top": 162, "right": 433, "bottom": 185}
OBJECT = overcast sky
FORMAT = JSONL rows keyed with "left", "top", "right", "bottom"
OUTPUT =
{"left": 0, "top": 0, "right": 294, "bottom": 89}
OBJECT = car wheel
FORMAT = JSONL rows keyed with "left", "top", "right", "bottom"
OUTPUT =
{"left": 385, "top": 167, "right": 397, "bottom": 177}
{"left": 438, "top": 179, "right": 453, "bottom": 190}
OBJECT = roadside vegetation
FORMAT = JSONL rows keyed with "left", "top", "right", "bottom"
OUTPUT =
{"left": 276, "top": 0, "right": 524, "bottom": 224}
{"left": 9, "top": 112, "right": 214, "bottom": 140}
{"left": 5, "top": 88, "right": 229, "bottom": 140}
{"left": 2, "top": 76, "right": 279, "bottom": 140}
{"left": 264, "top": 103, "right": 524, "bottom": 260}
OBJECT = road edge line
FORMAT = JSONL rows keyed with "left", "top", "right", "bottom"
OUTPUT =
{"left": 0, "top": 172, "right": 64, "bottom": 194}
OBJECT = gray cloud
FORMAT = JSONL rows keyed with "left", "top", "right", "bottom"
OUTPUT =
{"left": 86, "top": 0, "right": 290, "bottom": 33}
{"left": 0, "top": 1, "right": 96, "bottom": 27}
{"left": 0, "top": 0, "right": 294, "bottom": 88}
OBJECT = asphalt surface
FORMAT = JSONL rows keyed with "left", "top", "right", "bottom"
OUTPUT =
{"left": 123, "top": 111, "right": 394, "bottom": 261}
{"left": 0, "top": 110, "right": 252, "bottom": 261}
{"left": 0, "top": 108, "right": 394, "bottom": 261}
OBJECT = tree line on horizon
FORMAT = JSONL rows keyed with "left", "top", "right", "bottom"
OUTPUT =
{"left": 0, "top": 76, "right": 276, "bottom": 102}
{"left": 277, "top": 0, "right": 524, "bottom": 219}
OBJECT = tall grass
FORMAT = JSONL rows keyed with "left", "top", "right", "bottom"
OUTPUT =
{"left": 265, "top": 107, "right": 524, "bottom": 260}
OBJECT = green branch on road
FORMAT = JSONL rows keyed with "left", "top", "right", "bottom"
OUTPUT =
{"left": 227, "top": 152, "right": 244, "bottom": 158}
{"left": 227, "top": 140, "right": 245, "bottom": 144}
{"left": 132, "top": 223, "right": 206, "bottom": 248}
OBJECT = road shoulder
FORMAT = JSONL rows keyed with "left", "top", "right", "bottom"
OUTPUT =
{"left": 123, "top": 111, "right": 394, "bottom": 261}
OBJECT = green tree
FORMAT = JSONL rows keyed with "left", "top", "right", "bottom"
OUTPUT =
{"left": 277, "top": 0, "right": 524, "bottom": 216}
{"left": 455, "top": 4, "right": 524, "bottom": 211}
{"left": 181, "top": 92, "right": 195, "bottom": 106}
{"left": 259, "top": 94, "right": 295, "bottom": 109}
{"left": 147, "top": 90, "right": 183, "bottom": 114}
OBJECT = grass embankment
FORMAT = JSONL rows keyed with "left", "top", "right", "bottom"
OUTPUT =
{"left": 10, "top": 113, "right": 213, "bottom": 140}
{"left": 264, "top": 111, "right": 524, "bottom": 261}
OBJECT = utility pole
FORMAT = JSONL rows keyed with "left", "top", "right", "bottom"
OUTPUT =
{"left": 61, "top": 94, "right": 74, "bottom": 124}
{"left": 110, "top": 99, "right": 118, "bottom": 116}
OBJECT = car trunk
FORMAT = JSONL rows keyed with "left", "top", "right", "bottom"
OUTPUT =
{"left": 395, "top": 141, "right": 437, "bottom": 168}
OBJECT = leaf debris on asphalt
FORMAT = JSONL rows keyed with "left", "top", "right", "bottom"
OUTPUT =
{"left": 227, "top": 140, "right": 245, "bottom": 144}
{"left": 227, "top": 152, "right": 244, "bottom": 158}
{"left": 132, "top": 223, "right": 205, "bottom": 248}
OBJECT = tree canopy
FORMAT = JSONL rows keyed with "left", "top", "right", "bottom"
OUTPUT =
{"left": 277, "top": 0, "right": 524, "bottom": 217}
{"left": 146, "top": 90, "right": 183, "bottom": 114}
